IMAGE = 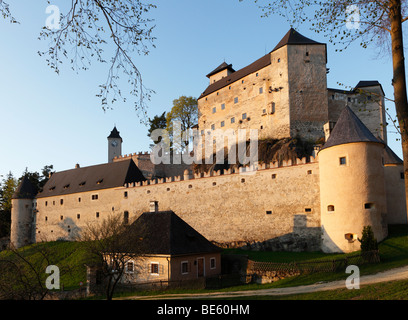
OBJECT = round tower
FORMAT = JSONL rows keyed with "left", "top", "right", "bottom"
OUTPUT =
{"left": 10, "top": 176, "right": 36, "bottom": 249}
{"left": 319, "top": 106, "right": 388, "bottom": 253}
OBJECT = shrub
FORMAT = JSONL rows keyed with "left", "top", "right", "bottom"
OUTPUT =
{"left": 358, "top": 226, "right": 378, "bottom": 252}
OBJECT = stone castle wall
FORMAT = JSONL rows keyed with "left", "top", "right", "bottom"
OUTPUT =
{"left": 34, "top": 157, "right": 322, "bottom": 251}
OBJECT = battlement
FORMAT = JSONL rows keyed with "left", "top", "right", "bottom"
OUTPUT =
{"left": 124, "top": 155, "right": 318, "bottom": 188}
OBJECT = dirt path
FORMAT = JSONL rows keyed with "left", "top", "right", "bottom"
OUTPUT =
{"left": 119, "top": 265, "right": 408, "bottom": 300}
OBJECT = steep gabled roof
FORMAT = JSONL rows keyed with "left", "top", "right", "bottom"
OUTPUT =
{"left": 206, "top": 62, "right": 235, "bottom": 78}
{"left": 383, "top": 144, "right": 403, "bottom": 165}
{"left": 321, "top": 106, "right": 382, "bottom": 150}
{"left": 107, "top": 126, "right": 122, "bottom": 141}
{"left": 199, "top": 53, "right": 271, "bottom": 99}
{"left": 272, "top": 28, "right": 323, "bottom": 52}
{"left": 127, "top": 211, "right": 222, "bottom": 255}
{"left": 12, "top": 176, "right": 37, "bottom": 199}
{"left": 36, "top": 159, "right": 146, "bottom": 198}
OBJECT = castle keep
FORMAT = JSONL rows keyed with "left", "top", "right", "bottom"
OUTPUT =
{"left": 11, "top": 29, "right": 407, "bottom": 253}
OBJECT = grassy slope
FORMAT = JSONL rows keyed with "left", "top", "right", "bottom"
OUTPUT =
{"left": 2, "top": 225, "right": 408, "bottom": 297}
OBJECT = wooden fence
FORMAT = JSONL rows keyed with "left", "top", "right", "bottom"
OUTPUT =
{"left": 247, "top": 250, "right": 380, "bottom": 275}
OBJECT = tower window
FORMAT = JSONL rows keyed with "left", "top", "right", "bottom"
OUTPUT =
{"left": 364, "top": 203, "right": 375, "bottom": 209}
{"left": 339, "top": 157, "right": 347, "bottom": 165}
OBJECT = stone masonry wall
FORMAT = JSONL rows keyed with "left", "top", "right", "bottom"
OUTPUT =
{"left": 35, "top": 158, "right": 322, "bottom": 251}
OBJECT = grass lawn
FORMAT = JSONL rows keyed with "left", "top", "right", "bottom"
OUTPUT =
{"left": 2, "top": 224, "right": 408, "bottom": 299}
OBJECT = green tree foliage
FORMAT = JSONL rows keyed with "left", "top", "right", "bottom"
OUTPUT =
{"left": 358, "top": 225, "right": 378, "bottom": 252}
{"left": 166, "top": 96, "right": 198, "bottom": 152}
{"left": 147, "top": 111, "right": 167, "bottom": 143}
{"left": 0, "top": 172, "right": 17, "bottom": 238}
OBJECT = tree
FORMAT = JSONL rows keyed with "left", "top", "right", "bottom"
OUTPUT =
{"left": 165, "top": 96, "right": 198, "bottom": 152}
{"left": 1, "top": 0, "right": 157, "bottom": 115}
{"left": 78, "top": 214, "right": 144, "bottom": 300}
{"left": 358, "top": 225, "right": 378, "bottom": 252}
{"left": 0, "top": 172, "right": 17, "bottom": 238}
{"left": 20, "top": 165, "right": 54, "bottom": 194}
{"left": 247, "top": 0, "right": 408, "bottom": 212}
{"left": 147, "top": 111, "right": 167, "bottom": 143}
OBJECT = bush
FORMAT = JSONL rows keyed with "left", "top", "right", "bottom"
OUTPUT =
{"left": 359, "top": 226, "right": 378, "bottom": 252}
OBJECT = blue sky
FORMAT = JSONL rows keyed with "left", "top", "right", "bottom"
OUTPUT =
{"left": 0, "top": 0, "right": 403, "bottom": 180}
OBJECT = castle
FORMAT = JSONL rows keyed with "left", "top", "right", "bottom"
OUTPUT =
{"left": 10, "top": 29, "right": 407, "bottom": 253}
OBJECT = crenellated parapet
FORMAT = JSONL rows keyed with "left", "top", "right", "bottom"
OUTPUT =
{"left": 123, "top": 155, "right": 318, "bottom": 188}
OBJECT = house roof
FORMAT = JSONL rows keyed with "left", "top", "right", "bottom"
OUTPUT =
{"left": 12, "top": 176, "right": 37, "bottom": 199}
{"left": 206, "top": 62, "right": 235, "bottom": 78}
{"left": 199, "top": 53, "right": 271, "bottom": 99}
{"left": 320, "top": 106, "right": 382, "bottom": 151}
{"left": 127, "top": 210, "right": 222, "bottom": 256}
{"left": 272, "top": 28, "right": 323, "bottom": 52}
{"left": 36, "top": 159, "right": 146, "bottom": 198}
{"left": 199, "top": 28, "right": 324, "bottom": 99}
{"left": 383, "top": 144, "right": 403, "bottom": 165}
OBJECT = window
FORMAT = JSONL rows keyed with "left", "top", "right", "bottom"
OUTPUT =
{"left": 60, "top": 215, "right": 63, "bottom": 221}
{"left": 221, "top": 121, "right": 225, "bottom": 127}
{"left": 45, "top": 201, "right": 48, "bottom": 207}
{"left": 277, "top": 58, "right": 281, "bottom": 63}
{"left": 60, "top": 199, "right": 63, "bottom": 205}
{"left": 45, "top": 216, "right": 48, "bottom": 221}
{"left": 78, "top": 197, "right": 81, "bottom": 203}
{"left": 234, "top": 97, "right": 238, "bottom": 104}
{"left": 306, "top": 51, "right": 309, "bottom": 56}
{"left": 266, "top": 211, "right": 272, "bottom": 215}
{"left": 241, "top": 178, "right": 245, "bottom": 183}
{"left": 211, "top": 124, "right": 215, "bottom": 130}
{"left": 212, "top": 107, "right": 216, "bottom": 114}
{"left": 327, "top": 205, "right": 335, "bottom": 212}
{"left": 96, "top": 212, "right": 100, "bottom": 218}
{"left": 339, "top": 157, "right": 347, "bottom": 165}
{"left": 79, "top": 181, "right": 86, "bottom": 187}
{"left": 77, "top": 214, "right": 80, "bottom": 220}
{"left": 364, "top": 203, "right": 375, "bottom": 209}
{"left": 401, "top": 172, "right": 405, "bottom": 180}
{"left": 125, "top": 261, "right": 134, "bottom": 274}
{"left": 231, "top": 117, "right": 235, "bottom": 124}
{"left": 210, "top": 258, "right": 216, "bottom": 269}
{"left": 345, "top": 233, "right": 357, "bottom": 243}
{"left": 271, "top": 102, "right": 276, "bottom": 114}
{"left": 201, "top": 130, "right": 204, "bottom": 136}
{"left": 181, "top": 261, "right": 189, "bottom": 274}
{"left": 242, "top": 113, "right": 247, "bottom": 120}
{"left": 272, "top": 174, "right": 276, "bottom": 179}
{"left": 188, "top": 184, "right": 192, "bottom": 189}
{"left": 91, "top": 194, "right": 98, "bottom": 200}
{"left": 124, "top": 211, "right": 129, "bottom": 224}
{"left": 63, "top": 184, "right": 70, "bottom": 189}
{"left": 150, "top": 263, "right": 159, "bottom": 275}
{"left": 221, "top": 103, "right": 225, "bottom": 110}
{"left": 305, "top": 208, "right": 312, "bottom": 213}
{"left": 259, "top": 87, "right": 263, "bottom": 94}
{"left": 96, "top": 179, "right": 103, "bottom": 184}
{"left": 124, "top": 191, "right": 128, "bottom": 199}
{"left": 307, "top": 170, "right": 312, "bottom": 175}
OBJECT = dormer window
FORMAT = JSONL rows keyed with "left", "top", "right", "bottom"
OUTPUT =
{"left": 63, "top": 184, "right": 70, "bottom": 189}
{"left": 49, "top": 186, "right": 55, "bottom": 191}
{"left": 79, "top": 181, "right": 86, "bottom": 187}
{"left": 96, "top": 179, "right": 103, "bottom": 184}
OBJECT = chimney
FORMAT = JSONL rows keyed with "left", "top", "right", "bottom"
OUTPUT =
{"left": 149, "top": 201, "right": 158, "bottom": 213}
{"left": 75, "top": 163, "right": 80, "bottom": 169}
